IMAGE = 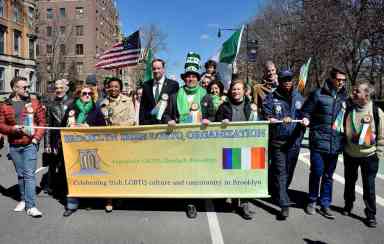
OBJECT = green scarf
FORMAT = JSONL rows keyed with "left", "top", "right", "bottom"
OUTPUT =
{"left": 177, "top": 85, "right": 207, "bottom": 123}
{"left": 210, "top": 94, "right": 221, "bottom": 112}
{"left": 75, "top": 99, "right": 94, "bottom": 124}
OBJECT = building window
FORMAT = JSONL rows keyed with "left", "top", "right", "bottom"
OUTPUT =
{"left": 47, "top": 26, "right": 52, "bottom": 37}
{"left": 75, "top": 25, "right": 83, "bottom": 36}
{"left": 60, "top": 26, "right": 65, "bottom": 35}
{"left": 60, "top": 44, "right": 66, "bottom": 55}
{"left": 76, "top": 62, "right": 83, "bottom": 74}
{"left": 0, "top": 67, "right": 4, "bottom": 91}
{"left": 13, "top": 2, "right": 21, "bottom": 22}
{"left": 0, "top": 28, "right": 4, "bottom": 54}
{"left": 29, "top": 38, "right": 35, "bottom": 59}
{"left": 14, "top": 69, "right": 19, "bottom": 77}
{"left": 13, "top": 30, "right": 21, "bottom": 56}
{"left": 59, "top": 8, "right": 66, "bottom": 17}
{"left": 29, "top": 71, "right": 34, "bottom": 84}
{"left": 28, "top": 7, "right": 34, "bottom": 28}
{"left": 76, "top": 7, "right": 84, "bottom": 18}
{"left": 47, "top": 8, "right": 53, "bottom": 19}
{"left": 0, "top": 0, "right": 4, "bottom": 17}
{"left": 46, "top": 44, "right": 53, "bottom": 54}
{"left": 76, "top": 44, "right": 84, "bottom": 55}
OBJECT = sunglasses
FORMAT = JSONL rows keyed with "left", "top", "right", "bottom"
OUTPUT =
{"left": 81, "top": 92, "right": 93, "bottom": 96}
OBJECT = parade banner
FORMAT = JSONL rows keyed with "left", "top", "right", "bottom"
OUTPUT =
{"left": 60, "top": 122, "right": 269, "bottom": 198}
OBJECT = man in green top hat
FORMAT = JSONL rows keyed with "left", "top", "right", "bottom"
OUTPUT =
{"left": 164, "top": 52, "right": 215, "bottom": 126}
{"left": 164, "top": 52, "right": 215, "bottom": 218}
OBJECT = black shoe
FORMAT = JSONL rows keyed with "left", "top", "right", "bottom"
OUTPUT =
{"left": 239, "top": 202, "right": 254, "bottom": 220}
{"left": 280, "top": 207, "right": 289, "bottom": 219}
{"left": 364, "top": 208, "right": 377, "bottom": 228}
{"left": 366, "top": 217, "right": 377, "bottom": 228}
{"left": 341, "top": 204, "right": 353, "bottom": 216}
{"left": 63, "top": 209, "right": 76, "bottom": 217}
{"left": 186, "top": 204, "right": 197, "bottom": 219}
{"left": 318, "top": 207, "right": 335, "bottom": 219}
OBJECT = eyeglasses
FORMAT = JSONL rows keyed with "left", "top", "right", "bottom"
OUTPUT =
{"left": 81, "top": 92, "right": 93, "bottom": 96}
{"left": 17, "top": 85, "right": 30, "bottom": 90}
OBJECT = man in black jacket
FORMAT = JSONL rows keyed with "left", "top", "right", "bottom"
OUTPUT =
{"left": 43, "top": 79, "right": 74, "bottom": 197}
{"left": 139, "top": 59, "right": 179, "bottom": 125}
{"left": 301, "top": 67, "right": 348, "bottom": 219}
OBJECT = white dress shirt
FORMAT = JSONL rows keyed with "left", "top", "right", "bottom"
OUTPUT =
{"left": 153, "top": 75, "right": 165, "bottom": 98}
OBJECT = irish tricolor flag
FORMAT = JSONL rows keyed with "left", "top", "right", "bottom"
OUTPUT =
{"left": 222, "top": 147, "right": 266, "bottom": 170}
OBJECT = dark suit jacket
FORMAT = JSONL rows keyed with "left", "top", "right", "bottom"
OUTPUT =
{"left": 139, "top": 78, "right": 179, "bottom": 125}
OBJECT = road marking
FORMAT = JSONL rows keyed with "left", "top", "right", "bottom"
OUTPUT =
{"left": 300, "top": 152, "right": 384, "bottom": 180}
{"left": 205, "top": 200, "right": 224, "bottom": 244}
{"left": 299, "top": 155, "right": 384, "bottom": 207}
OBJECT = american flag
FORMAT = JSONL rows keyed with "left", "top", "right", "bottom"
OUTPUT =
{"left": 96, "top": 31, "right": 141, "bottom": 70}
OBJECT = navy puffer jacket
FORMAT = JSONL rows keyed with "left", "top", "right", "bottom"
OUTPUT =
{"left": 301, "top": 80, "right": 347, "bottom": 154}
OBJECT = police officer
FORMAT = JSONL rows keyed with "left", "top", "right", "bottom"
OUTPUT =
{"left": 262, "top": 69, "right": 305, "bottom": 219}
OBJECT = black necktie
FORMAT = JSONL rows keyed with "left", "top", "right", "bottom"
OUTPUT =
{"left": 154, "top": 82, "right": 160, "bottom": 102}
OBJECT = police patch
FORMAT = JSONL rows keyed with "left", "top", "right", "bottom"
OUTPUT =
{"left": 295, "top": 101, "right": 302, "bottom": 110}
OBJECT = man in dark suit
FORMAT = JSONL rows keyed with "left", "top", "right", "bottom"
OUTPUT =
{"left": 139, "top": 58, "right": 179, "bottom": 125}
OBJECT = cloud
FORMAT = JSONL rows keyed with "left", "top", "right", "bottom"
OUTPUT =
{"left": 200, "top": 34, "right": 210, "bottom": 40}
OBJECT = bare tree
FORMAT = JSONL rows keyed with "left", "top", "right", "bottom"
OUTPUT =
{"left": 35, "top": 6, "right": 78, "bottom": 92}
{"left": 237, "top": 0, "right": 384, "bottom": 97}
{"left": 125, "top": 24, "right": 167, "bottom": 88}
{"left": 140, "top": 24, "right": 167, "bottom": 55}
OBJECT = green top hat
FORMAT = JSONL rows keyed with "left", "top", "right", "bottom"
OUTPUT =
{"left": 181, "top": 52, "right": 201, "bottom": 80}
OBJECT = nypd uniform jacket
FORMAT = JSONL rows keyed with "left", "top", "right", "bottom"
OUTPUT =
{"left": 262, "top": 88, "right": 305, "bottom": 148}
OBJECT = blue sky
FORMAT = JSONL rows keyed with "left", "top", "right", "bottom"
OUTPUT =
{"left": 116, "top": 0, "right": 262, "bottom": 80}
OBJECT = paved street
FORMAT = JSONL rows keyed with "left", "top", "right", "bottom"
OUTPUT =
{"left": 0, "top": 146, "right": 384, "bottom": 244}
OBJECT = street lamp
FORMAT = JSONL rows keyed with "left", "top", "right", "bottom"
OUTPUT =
{"left": 217, "top": 25, "right": 258, "bottom": 83}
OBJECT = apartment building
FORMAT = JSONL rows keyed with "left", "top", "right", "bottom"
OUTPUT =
{"left": 36, "top": 0, "right": 120, "bottom": 93}
{"left": 0, "top": 0, "right": 37, "bottom": 93}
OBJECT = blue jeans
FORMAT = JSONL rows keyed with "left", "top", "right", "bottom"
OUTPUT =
{"left": 10, "top": 144, "right": 38, "bottom": 209}
{"left": 308, "top": 151, "right": 339, "bottom": 208}
{"left": 67, "top": 197, "right": 79, "bottom": 210}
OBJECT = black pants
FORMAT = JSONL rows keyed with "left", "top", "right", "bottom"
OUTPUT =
{"left": 269, "top": 145, "right": 300, "bottom": 207}
{"left": 344, "top": 153, "right": 379, "bottom": 217}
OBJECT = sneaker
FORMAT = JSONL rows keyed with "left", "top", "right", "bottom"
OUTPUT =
{"left": 239, "top": 202, "right": 255, "bottom": 220}
{"left": 26, "top": 207, "right": 42, "bottom": 218}
{"left": 63, "top": 209, "right": 76, "bottom": 217}
{"left": 280, "top": 207, "right": 289, "bottom": 219}
{"left": 305, "top": 202, "right": 316, "bottom": 215}
{"left": 186, "top": 204, "right": 197, "bottom": 219}
{"left": 13, "top": 201, "right": 25, "bottom": 212}
{"left": 318, "top": 207, "right": 335, "bottom": 219}
{"left": 366, "top": 217, "right": 377, "bottom": 228}
{"left": 105, "top": 204, "right": 113, "bottom": 213}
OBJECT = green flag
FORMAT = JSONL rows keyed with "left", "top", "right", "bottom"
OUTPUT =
{"left": 219, "top": 26, "right": 244, "bottom": 64}
{"left": 144, "top": 48, "right": 153, "bottom": 81}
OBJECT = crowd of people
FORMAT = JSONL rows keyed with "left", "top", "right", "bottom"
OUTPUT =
{"left": 0, "top": 51, "right": 381, "bottom": 228}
